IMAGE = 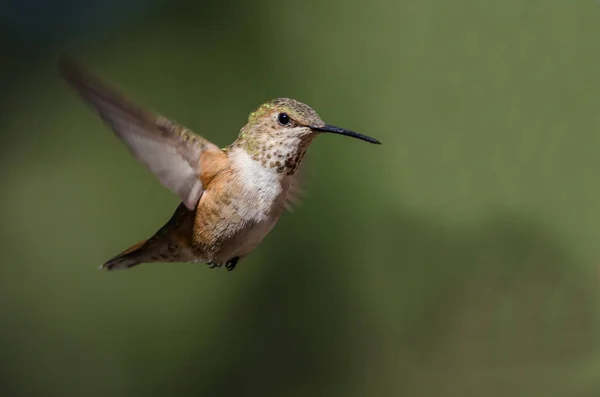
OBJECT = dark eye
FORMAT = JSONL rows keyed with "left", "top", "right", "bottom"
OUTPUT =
{"left": 277, "top": 113, "right": 290, "bottom": 125}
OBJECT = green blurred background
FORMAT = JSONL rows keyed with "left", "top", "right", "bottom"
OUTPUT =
{"left": 2, "top": 0, "right": 600, "bottom": 396}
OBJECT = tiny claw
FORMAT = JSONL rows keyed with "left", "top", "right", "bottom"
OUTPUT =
{"left": 206, "top": 261, "right": 220, "bottom": 269}
{"left": 225, "top": 257, "right": 239, "bottom": 271}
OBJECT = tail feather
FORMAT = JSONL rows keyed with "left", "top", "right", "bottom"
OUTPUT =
{"left": 99, "top": 203, "right": 196, "bottom": 271}
{"left": 101, "top": 240, "right": 147, "bottom": 271}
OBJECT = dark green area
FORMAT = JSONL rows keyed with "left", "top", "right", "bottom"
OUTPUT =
{"left": 2, "top": 0, "right": 600, "bottom": 396}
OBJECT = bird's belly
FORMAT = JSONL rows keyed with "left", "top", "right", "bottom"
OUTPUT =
{"left": 192, "top": 190, "right": 285, "bottom": 264}
{"left": 196, "top": 211, "right": 281, "bottom": 264}
{"left": 226, "top": 214, "right": 280, "bottom": 258}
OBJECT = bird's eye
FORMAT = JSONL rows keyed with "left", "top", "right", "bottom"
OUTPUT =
{"left": 277, "top": 113, "right": 290, "bottom": 125}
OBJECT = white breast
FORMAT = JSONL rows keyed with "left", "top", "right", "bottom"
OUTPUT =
{"left": 218, "top": 147, "right": 289, "bottom": 258}
{"left": 228, "top": 147, "right": 285, "bottom": 222}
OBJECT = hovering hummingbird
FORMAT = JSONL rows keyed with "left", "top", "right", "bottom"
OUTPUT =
{"left": 59, "top": 58, "right": 381, "bottom": 271}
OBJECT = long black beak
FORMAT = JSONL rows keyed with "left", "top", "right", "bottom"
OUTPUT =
{"left": 311, "top": 124, "right": 381, "bottom": 144}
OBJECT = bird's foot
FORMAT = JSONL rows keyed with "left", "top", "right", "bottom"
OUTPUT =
{"left": 225, "top": 257, "right": 239, "bottom": 271}
{"left": 206, "top": 257, "right": 238, "bottom": 271}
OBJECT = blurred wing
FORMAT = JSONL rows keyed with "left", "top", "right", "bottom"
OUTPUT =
{"left": 59, "top": 57, "right": 222, "bottom": 210}
{"left": 283, "top": 160, "right": 308, "bottom": 212}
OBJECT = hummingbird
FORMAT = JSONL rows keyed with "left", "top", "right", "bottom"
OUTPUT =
{"left": 59, "top": 58, "right": 381, "bottom": 271}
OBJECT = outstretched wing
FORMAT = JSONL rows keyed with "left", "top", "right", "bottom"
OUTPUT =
{"left": 59, "top": 57, "right": 222, "bottom": 210}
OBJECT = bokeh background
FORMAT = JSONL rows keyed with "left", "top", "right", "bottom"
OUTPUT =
{"left": 2, "top": 0, "right": 600, "bottom": 396}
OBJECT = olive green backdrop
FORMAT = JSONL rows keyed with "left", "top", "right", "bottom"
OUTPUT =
{"left": 1, "top": 1, "right": 600, "bottom": 396}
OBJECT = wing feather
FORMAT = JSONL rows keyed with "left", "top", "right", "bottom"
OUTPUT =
{"left": 283, "top": 160, "right": 308, "bottom": 212}
{"left": 59, "top": 58, "right": 221, "bottom": 210}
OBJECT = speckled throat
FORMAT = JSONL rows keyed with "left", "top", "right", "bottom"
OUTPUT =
{"left": 229, "top": 131, "right": 313, "bottom": 176}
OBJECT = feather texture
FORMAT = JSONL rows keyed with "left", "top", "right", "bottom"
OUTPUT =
{"left": 59, "top": 57, "right": 221, "bottom": 210}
